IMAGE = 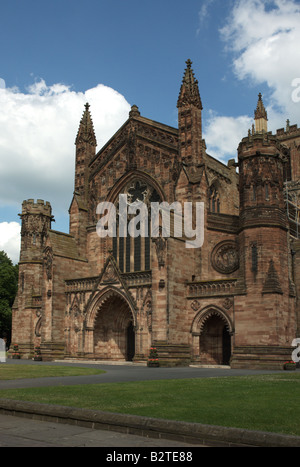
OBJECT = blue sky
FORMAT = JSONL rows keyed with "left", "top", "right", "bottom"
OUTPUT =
{"left": 1, "top": 0, "right": 300, "bottom": 263}
{"left": 1, "top": 0, "right": 240, "bottom": 123}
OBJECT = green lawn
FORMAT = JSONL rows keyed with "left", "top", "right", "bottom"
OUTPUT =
{"left": 0, "top": 372, "right": 299, "bottom": 437}
{"left": 0, "top": 364, "right": 105, "bottom": 380}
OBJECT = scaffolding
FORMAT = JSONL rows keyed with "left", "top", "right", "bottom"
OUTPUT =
{"left": 284, "top": 181, "right": 300, "bottom": 238}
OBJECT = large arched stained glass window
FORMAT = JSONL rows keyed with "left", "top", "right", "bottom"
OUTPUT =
{"left": 113, "top": 180, "right": 161, "bottom": 272}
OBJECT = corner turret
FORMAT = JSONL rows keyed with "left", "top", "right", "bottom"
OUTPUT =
{"left": 11, "top": 199, "right": 54, "bottom": 359}
{"left": 231, "top": 102, "right": 295, "bottom": 368}
{"left": 19, "top": 199, "right": 54, "bottom": 262}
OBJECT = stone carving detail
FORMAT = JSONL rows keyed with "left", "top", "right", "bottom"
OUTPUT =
{"left": 191, "top": 299, "right": 201, "bottom": 311}
{"left": 136, "top": 123, "right": 178, "bottom": 147}
{"left": 44, "top": 247, "right": 53, "bottom": 280}
{"left": 172, "top": 157, "right": 181, "bottom": 182}
{"left": 126, "top": 127, "right": 137, "bottom": 171}
{"left": 102, "top": 262, "right": 118, "bottom": 283}
{"left": 89, "top": 179, "right": 98, "bottom": 224}
{"left": 142, "top": 291, "right": 152, "bottom": 332}
{"left": 223, "top": 297, "right": 233, "bottom": 310}
{"left": 21, "top": 214, "right": 49, "bottom": 241}
{"left": 153, "top": 236, "right": 167, "bottom": 268}
{"left": 211, "top": 241, "right": 239, "bottom": 274}
{"left": 198, "top": 309, "right": 231, "bottom": 335}
{"left": 35, "top": 311, "right": 42, "bottom": 337}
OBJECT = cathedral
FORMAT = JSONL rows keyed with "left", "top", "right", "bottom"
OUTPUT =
{"left": 11, "top": 60, "right": 300, "bottom": 369}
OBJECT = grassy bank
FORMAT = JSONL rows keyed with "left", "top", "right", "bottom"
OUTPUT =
{"left": 0, "top": 364, "right": 105, "bottom": 380}
{"left": 0, "top": 372, "right": 299, "bottom": 436}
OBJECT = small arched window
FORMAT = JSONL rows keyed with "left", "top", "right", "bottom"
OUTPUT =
{"left": 209, "top": 185, "right": 220, "bottom": 213}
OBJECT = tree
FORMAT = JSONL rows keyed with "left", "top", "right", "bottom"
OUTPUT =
{"left": 0, "top": 251, "right": 18, "bottom": 345}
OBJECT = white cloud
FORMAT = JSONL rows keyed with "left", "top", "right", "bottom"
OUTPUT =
{"left": 220, "top": 0, "right": 300, "bottom": 125}
{"left": 0, "top": 222, "right": 21, "bottom": 264}
{"left": 203, "top": 0, "right": 300, "bottom": 162}
{"left": 0, "top": 80, "right": 131, "bottom": 211}
{"left": 204, "top": 112, "right": 253, "bottom": 161}
{"left": 198, "top": 0, "right": 215, "bottom": 28}
{"left": 0, "top": 79, "right": 131, "bottom": 263}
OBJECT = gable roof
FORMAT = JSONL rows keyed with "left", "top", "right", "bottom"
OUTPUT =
{"left": 88, "top": 106, "right": 179, "bottom": 179}
{"left": 88, "top": 104, "right": 237, "bottom": 187}
{"left": 48, "top": 230, "right": 86, "bottom": 261}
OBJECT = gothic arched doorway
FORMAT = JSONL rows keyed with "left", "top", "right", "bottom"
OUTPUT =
{"left": 200, "top": 315, "right": 231, "bottom": 365}
{"left": 126, "top": 321, "right": 135, "bottom": 361}
{"left": 92, "top": 292, "right": 135, "bottom": 361}
{"left": 222, "top": 325, "right": 231, "bottom": 365}
{"left": 191, "top": 307, "right": 233, "bottom": 366}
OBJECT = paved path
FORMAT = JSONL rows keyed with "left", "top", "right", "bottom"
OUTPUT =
{"left": 0, "top": 413, "right": 204, "bottom": 448}
{"left": 0, "top": 359, "right": 281, "bottom": 389}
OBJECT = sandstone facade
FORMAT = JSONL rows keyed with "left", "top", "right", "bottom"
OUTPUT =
{"left": 11, "top": 60, "right": 300, "bottom": 368}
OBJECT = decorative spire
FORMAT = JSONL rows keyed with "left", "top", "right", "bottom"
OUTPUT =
{"left": 177, "top": 60, "right": 204, "bottom": 168}
{"left": 254, "top": 93, "right": 268, "bottom": 133}
{"left": 255, "top": 93, "right": 268, "bottom": 120}
{"left": 75, "top": 102, "right": 97, "bottom": 146}
{"left": 129, "top": 104, "right": 141, "bottom": 118}
{"left": 177, "top": 59, "right": 203, "bottom": 109}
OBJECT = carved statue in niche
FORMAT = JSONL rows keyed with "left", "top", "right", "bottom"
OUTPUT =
{"left": 145, "top": 301, "right": 152, "bottom": 331}
{"left": 153, "top": 235, "right": 166, "bottom": 268}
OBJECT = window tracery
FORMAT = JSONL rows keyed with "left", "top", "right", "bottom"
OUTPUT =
{"left": 113, "top": 179, "right": 161, "bottom": 272}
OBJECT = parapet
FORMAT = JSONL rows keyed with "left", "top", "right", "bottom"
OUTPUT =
{"left": 21, "top": 199, "right": 53, "bottom": 218}
{"left": 276, "top": 122, "right": 300, "bottom": 139}
{"left": 238, "top": 131, "right": 280, "bottom": 159}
